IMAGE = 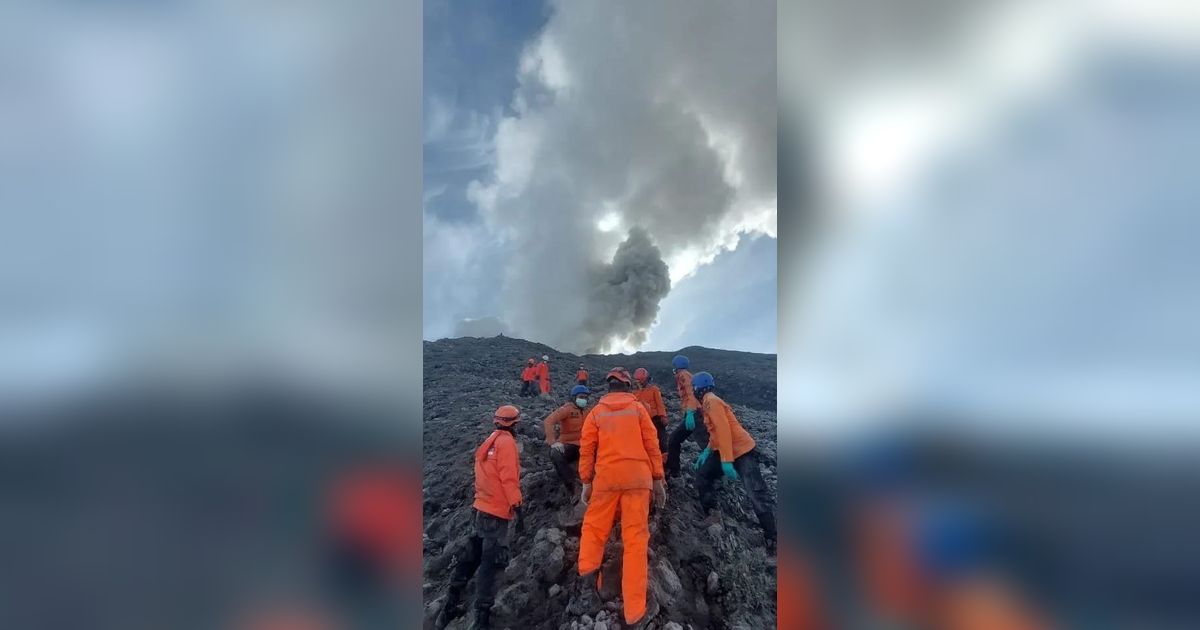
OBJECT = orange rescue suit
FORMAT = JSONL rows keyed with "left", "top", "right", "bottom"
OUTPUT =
{"left": 578, "top": 391, "right": 664, "bottom": 625}
{"left": 634, "top": 384, "right": 667, "bottom": 419}
{"left": 537, "top": 361, "right": 550, "bottom": 394}
{"left": 576, "top": 369, "right": 588, "bottom": 382}
{"left": 472, "top": 429, "right": 522, "bottom": 520}
{"left": 675, "top": 369, "right": 700, "bottom": 411}
{"left": 544, "top": 402, "right": 586, "bottom": 446}
{"left": 700, "top": 392, "right": 756, "bottom": 463}
{"left": 521, "top": 365, "right": 537, "bottom": 381}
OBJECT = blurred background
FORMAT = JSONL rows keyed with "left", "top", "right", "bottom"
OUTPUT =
{"left": 779, "top": 0, "right": 1200, "bottom": 628}
{"left": 5, "top": 0, "right": 1200, "bottom": 628}
{"left": 0, "top": 1, "right": 423, "bottom": 629}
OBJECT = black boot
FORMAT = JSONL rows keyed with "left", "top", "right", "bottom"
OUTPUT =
{"left": 471, "top": 606, "right": 492, "bottom": 629}
{"left": 434, "top": 586, "right": 463, "bottom": 629}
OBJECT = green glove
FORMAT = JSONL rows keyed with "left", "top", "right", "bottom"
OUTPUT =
{"left": 722, "top": 462, "right": 739, "bottom": 480}
{"left": 685, "top": 409, "right": 696, "bottom": 431}
{"left": 693, "top": 446, "right": 712, "bottom": 470}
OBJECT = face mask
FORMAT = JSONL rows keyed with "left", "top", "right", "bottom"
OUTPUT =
{"left": 575, "top": 398, "right": 588, "bottom": 408}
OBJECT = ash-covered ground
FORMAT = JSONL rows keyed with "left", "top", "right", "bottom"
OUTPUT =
{"left": 422, "top": 336, "right": 777, "bottom": 630}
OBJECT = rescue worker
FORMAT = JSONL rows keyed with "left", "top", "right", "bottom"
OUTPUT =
{"left": 576, "top": 364, "right": 589, "bottom": 386}
{"left": 544, "top": 385, "right": 591, "bottom": 496}
{"left": 690, "top": 371, "right": 777, "bottom": 551}
{"left": 665, "top": 355, "right": 706, "bottom": 477}
{"left": 435, "top": 405, "right": 524, "bottom": 630}
{"left": 537, "top": 354, "right": 551, "bottom": 396}
{"left": 578, "top": 368, "right": 667, "bottom": 628}
{"left": 632, "top": 367, "right": 668, "bottom": 454}
{"left": 520, "top": 358, "right": 538, "bottom": 397}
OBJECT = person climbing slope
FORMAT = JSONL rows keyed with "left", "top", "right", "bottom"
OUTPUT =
{"left": 577, "top": 368, "right": 667, "bottom": 628}
{"left": 435, "top": 405, "right": 525, "bottom": 630}
{"left": 543, "top": 385, "right": 592, "bottom": 497}
{"left": 690, "top": 371, "right": 776, "bottom": 552}
{"left": 537, "top": 354, "right": 551, "bottom": 396}
{"left": 633, "top": 367, "right": 668, "bottom": 454}
{"left": 665, "top": 355, "right": 708, "bottom": 476}
{"left": 520, "top": 358, "right": 537, "bottom": 397}
{"left": 576, "top": 364, "right": 589, "bottom": 386}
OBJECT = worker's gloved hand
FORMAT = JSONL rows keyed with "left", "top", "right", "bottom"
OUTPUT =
{"left": 722, "top": 462, "right": 739, "bottom": 480}
{"left": 694, "top": 447, "right": 712, "bottom": 470}
{"left": 550, "top": 441, "right": 565, "bottom": 454}
{"left": 580, "top": 483, "right": 592, "bottom": 505}
{"left": 653, "top": 479, "right": 667, "bottom": 509}
{"left": 685, "top": 409, "right": 696, "bottom": 431}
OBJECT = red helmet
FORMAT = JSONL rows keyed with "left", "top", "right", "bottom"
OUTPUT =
{"left": 605, "top": 367, "right": 632, "bottom": 385}
{"left": 493, "top": 405, "right": 520, "bottom": 427}
{"left": 634, "top": 368, "right": 649, "bottom": 384}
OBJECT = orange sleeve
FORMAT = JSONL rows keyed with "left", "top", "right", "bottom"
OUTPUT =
{"left": 652, "top": 388, "right": 666, "bottom": 418}
{"left": 497, "top": 436, "right": 522, "bottom": 510}
{"left": 638, "top": 406, "right": 665, "bottom": 479}
{"left": 543, "top": 406, "right": 567, "bottom": 445}
{"left": 578, "top": 408, "right": 599, "bottom": 484}
{"left": 707, "top": 400, "right": 736, "bottom": 463}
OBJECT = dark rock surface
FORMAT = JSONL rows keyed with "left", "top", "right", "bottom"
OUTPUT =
{"left": 423, "top": 335, "right": 777, "bottom": 630}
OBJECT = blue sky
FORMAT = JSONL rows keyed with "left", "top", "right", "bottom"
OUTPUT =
{"left": 423, "top": 0, "right": 777, "bottom": 354}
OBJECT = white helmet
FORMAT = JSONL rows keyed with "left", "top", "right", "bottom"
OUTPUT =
{"left": 542, "top": 355, "right": 549, "bottom": 361}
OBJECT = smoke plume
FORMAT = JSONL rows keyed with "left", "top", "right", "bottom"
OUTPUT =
{"left": 579, "top": 228, "right": 671, "bottom": 353}
{"left": 458, "top": 0, "right": 775, "bottom": 353}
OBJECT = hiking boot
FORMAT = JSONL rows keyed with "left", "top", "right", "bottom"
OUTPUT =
{"left": 471, "top": 606, "right": 492, "bottom": 630}
{"left": 434, "top": 588, "right": 463, "bottom": 629}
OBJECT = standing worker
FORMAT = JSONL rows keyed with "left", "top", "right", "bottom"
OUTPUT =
{"left": 435, "top": 406, "right": 525, "bottom": 630}
{"left": 690, "top": 372, "right": 776, "bottom": 551}
{"left": 633, "top": 368, "right": 668, "bottom": 454}
{"left": 577, "top": 368, "right": 667, "bottom": 628}
{"left": 664, "top": 355, "right": 706, "bottom": 476}
{"left": 537, "top": 355, "right": 551, "bottom": 396}
{"left": 576, "top": 364, "right": 589, "bottom": 386}
{"left": 520, "top": 358, "right": 538, "bottom": 397}
{"left": 543, "top": 385, "right": 592, "bottom": 497}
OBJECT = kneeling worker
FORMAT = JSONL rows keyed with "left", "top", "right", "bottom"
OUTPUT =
{"left": 690, "top": 372, "right": 777, "bottom": 551}
{"left": 436, "top": 405, "right": 524, "bottom": 630}
{"left": 578, "top": 368, "right": 667, "bottom": 627}
{"left": 544, "top": 385, "right": 591, "bottom": 496}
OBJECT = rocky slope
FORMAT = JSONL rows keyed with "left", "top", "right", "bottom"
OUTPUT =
{"left": 422, "top": 335, "right": 777, "bottom": 630}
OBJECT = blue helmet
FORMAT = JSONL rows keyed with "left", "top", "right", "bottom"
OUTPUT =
{"left": 692, "top": 371, "right": 714, "bottom": 394}
{"left": 570, "top": 385, "right": 590, "bottom": 397}
{"left": 672, "top": 355, "right": 690, "bottom": 370}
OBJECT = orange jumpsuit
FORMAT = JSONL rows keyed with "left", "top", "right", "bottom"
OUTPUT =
{"left": 473, "top": 429, "right": 522, "bottom": 520}
{"left": 634, "top": 384, "right": 666, "bottom": 419}
{"left": 577, "top": 391, "right": 664, "bottom": 625}
{"left": 674, "top": 369, "right": 700, "bottom": 412}
{"left": 537, "top": 361, "right": 550, "bottom": 395}
{"left": 634, "top": 384, "right": 668, "bottom": 452}
{"left": 576, "top": 369, "right": 589, "bottom": 384}
{"left": 700, "top": 392, "right": 756, "bottom": 463}
{"left": 543, "top": 402, "right": 586, "bottom": 446}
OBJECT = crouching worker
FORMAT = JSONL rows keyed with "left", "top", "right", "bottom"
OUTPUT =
{"left": 544, "top": 385, "right": 591, "bottom": 497}
{"left": 633, "top": 368, "right": 668, "bottom": 454}
{"left": 578, "top": 368, "right": 667, "bottom": 628}
{"left": 690, "top": 372, "right": 777, "bottom": 552}
{"left": 435, "top": 405, "right": 525, "bottom": 630}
